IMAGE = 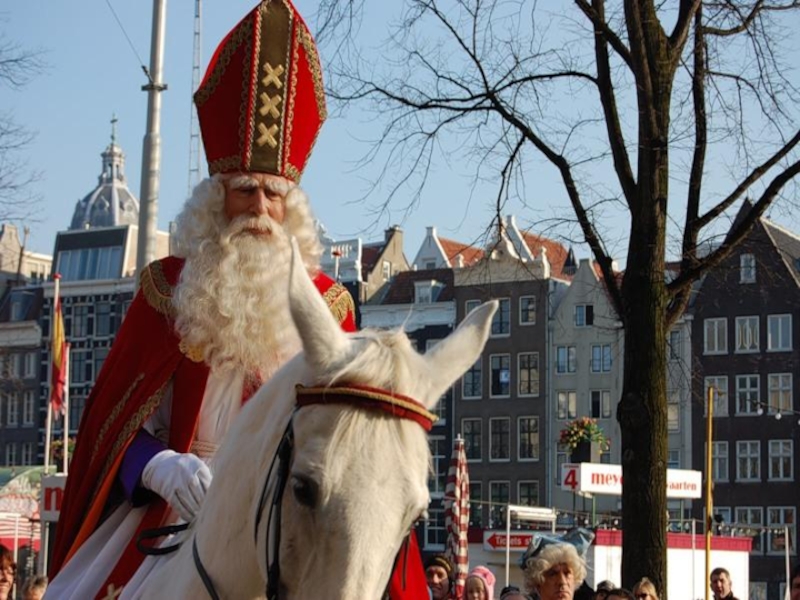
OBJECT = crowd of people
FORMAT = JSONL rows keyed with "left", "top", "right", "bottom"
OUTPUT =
{"left": 422, "top": 537, "right": 800, "bottom": 600}
{"left": 0, "top": 545, "right": 47, "bottom": 600}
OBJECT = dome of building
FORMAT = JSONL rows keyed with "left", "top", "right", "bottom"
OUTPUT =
{"left": 69, "top": 116, "right": 140, "bottom": 230}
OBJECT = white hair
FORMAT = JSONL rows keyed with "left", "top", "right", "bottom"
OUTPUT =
{"left": 523, "top": 543, "right": 587, "bottom": 594}
{"left": 169, "top": 174, "right": 323, "bottom": 374}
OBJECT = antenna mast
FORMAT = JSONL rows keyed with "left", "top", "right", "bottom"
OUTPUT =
{"left": 187, "top": 0, "right": 203, "bottom": 196}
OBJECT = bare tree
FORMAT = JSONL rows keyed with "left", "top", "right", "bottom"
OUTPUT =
{"left": 319, "top": 0, "right": 800, "bottom": 591}
{"left": 0, "top": 33, "right": 44, "bottom": 222}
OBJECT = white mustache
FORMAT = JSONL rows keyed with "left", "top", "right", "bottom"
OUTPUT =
{"left": 226, "top": 216, "right": 277, "bottom": 239}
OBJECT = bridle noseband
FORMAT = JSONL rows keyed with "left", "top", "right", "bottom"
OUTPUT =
{"left": 192, "top": 383, "right": 436, "bottom": 600}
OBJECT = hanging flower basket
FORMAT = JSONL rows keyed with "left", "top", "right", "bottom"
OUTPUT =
{"left": 559, "top": 417, "right": 610, "bottom": 452}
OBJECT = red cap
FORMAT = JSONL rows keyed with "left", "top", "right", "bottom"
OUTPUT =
{"left": 194, "top": 0, "right": 326, "bottom": 182}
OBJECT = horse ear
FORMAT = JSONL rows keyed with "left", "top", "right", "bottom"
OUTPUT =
{"left": 423, "top": 300, "right": 498, "bottom": 404}
{"left": 288, "top": 237, "right": 351, "bottom": 369}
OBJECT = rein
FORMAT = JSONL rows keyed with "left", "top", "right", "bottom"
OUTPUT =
{"left": 189, "top": 383, "right": 435, "bottom": 600}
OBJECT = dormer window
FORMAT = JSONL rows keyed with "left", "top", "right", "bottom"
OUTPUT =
{"left": 575, "top": 304, "right": 594, "bottom": 327}
{"left": 381, "top": 260, "right": 391, "bottom": 281}
{"left": 740, "top": 253, "right": 756, "bottom": 283}
{"left": 414, "top": 280, "right": 443, "bottom": 304}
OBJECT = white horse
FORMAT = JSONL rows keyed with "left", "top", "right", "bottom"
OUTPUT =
{"left": 137, "top": 241, "right": 497, "bottom": 599}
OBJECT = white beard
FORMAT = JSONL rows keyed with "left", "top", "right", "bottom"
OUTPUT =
{"left": 172, "top": 214, "right": 302, "bottom": 377}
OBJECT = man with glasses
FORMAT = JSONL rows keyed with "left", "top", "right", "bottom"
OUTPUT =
{"left": 710, "top": 567, "right": 740, "bottom": 600}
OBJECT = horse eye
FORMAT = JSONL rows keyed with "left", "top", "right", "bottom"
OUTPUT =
{"left": 291, "top": 475, "right": 319, "bottom": 508}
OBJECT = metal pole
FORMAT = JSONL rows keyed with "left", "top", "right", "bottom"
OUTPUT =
{"left": 785, "top": 525, "right": 791, "bottom": 600}
{"left": 505, "top": 504, "right": 511, "bottom": 588}
{"left": 704, "top": 386, "right": 714, "bottom": 600}
{"left": 136, "top": 0, "right": 168, "bottom": 274}
{"left": 61, "top": 344, "right": 70, "bottom": 474}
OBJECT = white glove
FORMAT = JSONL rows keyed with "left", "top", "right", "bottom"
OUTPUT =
{"left": 141, "top": 449, "right": 213, "bottom": 521}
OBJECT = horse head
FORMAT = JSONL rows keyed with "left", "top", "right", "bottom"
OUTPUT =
{"left": 270, "top": 239, "right": 496, "bottom": 599}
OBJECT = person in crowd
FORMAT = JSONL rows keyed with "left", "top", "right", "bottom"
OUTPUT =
{"left": 21, "top": 575, "right": 48, "bottom": 600}
{"left": 0, "top": 546, "right": 14, "bottom": 600}
{"left": 593, "top": 580, "right": 616, "bottom": 600}
{"left": 521, "top": 529, "right": 593, "bottom": 600}
{"left": 632, "top": 577, "right": 659, "bottom": 600}
{"left": 464, "top": 565, "right": 495, "bottom": 600}
{"left": 425, "top": 554, "right": 454, "bottom": 600}
{"left": 499, "top": 585, "right": 533, "bottom": 600}
{"left": 709, "top": 567, "right": 740, "bottom": 600}
{"left": 790, "top": 563, "right": 800, "bottom": 600}
{"left": 606, "top": 589, "right": 634, "bottom": 600}
{"left": 43, "top": 1, "right": 428, "bottom": 599}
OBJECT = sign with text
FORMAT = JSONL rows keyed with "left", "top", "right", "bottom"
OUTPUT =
{"left": 560, "top": 463, "right": 701, "bottom": 499}
{"left": 483, "top": 530, "right": 534, "bottom": 551}
{"left": 40, "top": 474, "right": 67, "bottom": 522}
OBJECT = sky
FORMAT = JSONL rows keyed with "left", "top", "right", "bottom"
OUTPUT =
{"left": 2, "top": 1, "right": 799, "bottom": 264}
{"left": 2, "top": 0, "right": 517, "bottom": 260}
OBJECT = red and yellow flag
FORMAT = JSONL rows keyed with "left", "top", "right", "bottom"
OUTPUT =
{"left": 50, "top": 294, "right": 67, "bottom": 415}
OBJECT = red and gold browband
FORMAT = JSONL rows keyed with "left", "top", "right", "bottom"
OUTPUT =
{"left": 295, "top": 384, "right": 437, "bottom": 432}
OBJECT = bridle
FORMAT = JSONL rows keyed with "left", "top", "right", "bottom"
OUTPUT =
{"left": 193, "top": 383, "right": 437, "bottom": 600}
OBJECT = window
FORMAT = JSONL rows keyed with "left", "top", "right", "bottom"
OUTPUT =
{"left": 590, "top": 345, "right": 612, "bottom": 373}
{"left": 704, "top": 318, "right": 727, "bottom": 354}
{"left": 556, "top": 346, "right": 577, "bottom": 374}
{"left": 490, "top": 354, "right": 510, "bottom": 397}
{"left": 574, "top": 304, "right": 594, "bottom": 327}
{"left": 667, "top": 329, "right": 681, "bottom": 360}
{"left": 21, "top": 443, "right": 32, "bottom": 466}
{"left": 735, "top": 507, "right": 763, "bottom": 553}
{"left": 557, "top": 391, "right": 577, "bottom": 420}
{"left": 94, "top": 347, "right": 109, "bottom": 379}
{"left": 490, "top": 418, "right": 510, "bottom": 461}
{"left": 462, "top": 359, "right": 482, "bottom": 399}
{"left": 23, "top": 352, "right": 36, "bottom": 378}
{"left": 591, "top": 390, "right": 612, "bottom": 419}
{"left": 424, "top": 506, "right": 446, "bottom": 550}
{"left": 22, "top": 391, "right": 34, "bottom": 426}
{"left": 71, "top": 304, "right": 90, "bottom": 338}
{"left": 736, "top": 375, "right": 760, "bottom": 415}
{"left": 4, "top": 444, "right": 16, "bottom": 466}
{"left": 768, "top": 440, "right": 793, "bottom": 481}
{"left": 428, "top": 436, "right": 447, "bottom": 495}
{"left": 519, "top": 296, "right": 536, "bottom": 325}
{"left": 740, "top": 253, "right": 756, "bottom": 283}
{"left": 489, "top": 481, "right": 510, "bottom": 528}
{"left": 469, "top": 483, "right": 483, "bottom": 527}
{"left": 735, "top": 316, "right": 759, "bottom": 353}
{"left": 465, "top": 299, "right": 480, "bottom": 316}
{"left": 518, "top": 481, "right": 539, "bottom": 507}
{"left": 58, "top": 246, "right": 123, "bottom": 281}
{"left": 768, "top": 373, "right": 792, "bottom": 413}
{"left": 462, "top": 419, "right": 482, "bottom": 461}
{"left": 518, "top": 353, "right": 539, "bottom": 396}
{"left": 767, "top": 314, "right": 791, "bottom": 351}
{"left": 767, "top": 507, "right": 795, "bottom": 555}
{"left": 10, "top": 354, "right": 21, "bottom": 378}
{"left": 667, "top": 393, "right": 680, "bottom": 431}
{"left": 6, "top": 393, "right": 18, "bottom": 427}
{"left": 736, "top": 441, "right": 760, "bottom": 482}
{"left": 491, "top": 299, "right": 510, "bottom": 336}
{"left": 381, "top": 260, "right": 391, "bottom": 281}
{"left": 69, "top": 397, "right": 86, "bottom": 434}
{"left": 95, "top": 302, "right": 112, "bottom": 336}
{"left": 667, "top": 449, "right": 681, "bottom": 469}
{"left": 711, "top": 441, "right": 728, "bottom": 482}
{"left": 70, "top": 351, "right": 92, "bottom": 384}
{"left": 518, "top": 417, "right": 539, "bottom": 461}
{"left": 704, "top": 377, "right": 729, "bottom": 417}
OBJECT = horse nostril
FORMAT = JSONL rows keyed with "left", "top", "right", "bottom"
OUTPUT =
{"left": 291, "top": 475, "right": 319, "bottom": 508}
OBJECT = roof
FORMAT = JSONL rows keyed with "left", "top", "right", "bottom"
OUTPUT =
{"left": 438, "top": 237, "right": 484, "bottom": 267}
{"left": 519, "top": 232, "right": 571, "bottom": 278}
{"left": 762, "top": 219, "right": 800, "bottom": 288}
{"left": 360, "top": 243, "right": 383, "bottom": 280}
{"left": 378, "top": 269, "right": 454, "bottom": 304}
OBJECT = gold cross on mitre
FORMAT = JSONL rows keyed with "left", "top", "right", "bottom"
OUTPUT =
{"left": 262, "top": 62, "right": 284, "bottom": 88}
{"left": 259, "top": 92, "right": 282, "bottom": 119}
{"left": 257, "top": 123, "right": 279, "bottom": 148}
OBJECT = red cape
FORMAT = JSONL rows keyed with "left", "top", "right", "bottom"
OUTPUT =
{"left": 50, "top": 256, "right": 356, "bottom": 595}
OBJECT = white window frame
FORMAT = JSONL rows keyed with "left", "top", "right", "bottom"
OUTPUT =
{"left": 517, "top": 352, "right": 539, "bottom": 397}
{"left": 735, "top": 316, "right": 760, "bottom": 353}
{"left": 6, "top": 392, "right": 18, "bottom": 427}
{"left": 489, "top": 417, "right": 511, "bottom": 462}
{"left": 667, "top": 449, "right": 681, "bottom": 469}
{"left": 519, "top": 296, "right": 536, "bottom": 325}
{"left": 462, "top": 418, "right": 482, "bottom": 462}
{"left": 423, "top": 506, "right": 446, "bottom": 551}
{"left": 711, "top": 441, "right": 729, "bottom": 482}
{"left": 490, "top": 298, "right": 511, "bottom": 337}
{"left": 766, "top": 507, "right": 796, "bottom": 556}
{"left": 462, "top": 358, "right": 482, "bottom": 400}
{"left": 23, "top": 352, "right": 36, "bottom": 378}
{"left": 488, "top": 480, "right": 510, "bottom": 528}
{"left": 735, "top": 374, "right": 760, "bottom": 415}
{"left": 517, "top": 480, "right": 540, "bottom": 507}
{"left": 740, "top": 253, "right": 756, "bottom": 283}
{"left": 590, "top": 344, "right": 612, "bottom": 373}
{"left": 667, "top": 392, "right": 680, "bottom": 432}
{"left": 489, "top": 353, "right": 511, "bottom": 398}
{"left": 21, "top": 442, "right": 32, "bottom": 466}
{"left": 22, "top": 391, "right": 34, "bottom": 426}
{"left": 767, "top": 373, "right": 792, "bottom": 414}
{"left": 668, "top": 329, "right": 681, "bottom": 361}
{"left": 768, "top": 440, "right": 793, "bottom": 481}
{"left": 736, "top": 440, "right": 761, "bottom": 482}
{"left": 767, "top": 314, "right": 792, "bottom": 352}
{"left": 517, "top": 416, "right": 539, "bottom": 462}
{"left": 4, "top": 444, "right": 16, "bottom": 466}
{"left": 591, "top": 389, "right": 612, "bottom": 419}
{"left": 574, "top": 304, "right": 594, "bottom": 327}
{"left": 704, "top": 318, "right": 728, "bottom": 355}
{"left": 704, "top": 376, "right": 729, "bottom": 417}
{"left": 556, "top": 346, "right": 577, "bottom": 374}
{"left": 428, "top": 436, "right": 447, "bottom": 496}
{"left": 735, "top": 507, "right": 764, "bottom": 554}
{"left": 556, "top": 390, "right": 577, "bottom": 420}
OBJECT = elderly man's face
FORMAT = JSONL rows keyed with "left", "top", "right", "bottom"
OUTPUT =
{"left": 710, "top": 572, "right": 732, "bottom": 599}
{"left": 222, "top": 172, "right": 290, "bottom": 224}
{"left": 536, "top": 563, "right": 575, "bottom": 600}
{"left": 425, "top": 565, "right": 450, "bottom": 600}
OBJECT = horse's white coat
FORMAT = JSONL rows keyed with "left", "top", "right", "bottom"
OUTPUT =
{"left": 137, "top": 240, "right": 497, "bottom": 599}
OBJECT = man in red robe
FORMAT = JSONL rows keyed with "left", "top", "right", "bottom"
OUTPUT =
{"left": 47, "top": 2, "right": 427, "bottom": 599}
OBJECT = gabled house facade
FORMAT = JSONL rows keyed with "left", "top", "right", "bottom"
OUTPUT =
{"left": 690, "top": 211, "right": 800, "bottom": 600}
